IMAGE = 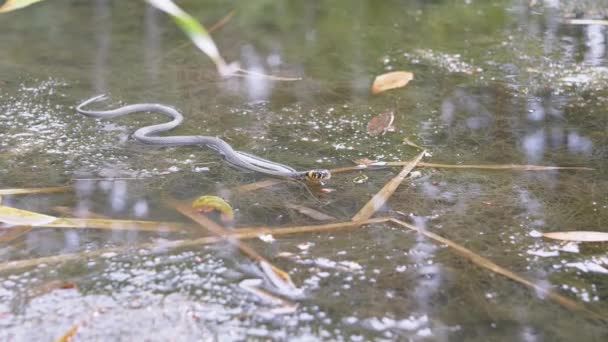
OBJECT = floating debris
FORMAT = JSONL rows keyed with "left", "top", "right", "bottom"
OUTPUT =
{"left": 352, "top": 174, "right": 369, "bottom": 184}
{"left": 367, "top": 111, "right": 395, "bottom": 136}
{"left": 191, "top": 195, "right": 234, "bottom": 224}
{"left": 371, "top": 71, "right": 414, "bottom": 94}
{"left": 286, "top": 204, "right": 336, "bottom": 221}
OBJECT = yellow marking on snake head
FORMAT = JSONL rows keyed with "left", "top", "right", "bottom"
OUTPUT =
{"left": 305, "top": 169, "right": 331, "bottom": 182}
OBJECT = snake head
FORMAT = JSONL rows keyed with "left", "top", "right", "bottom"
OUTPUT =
{"left": 305, "top": 169, "right": 331, "bottom": 183}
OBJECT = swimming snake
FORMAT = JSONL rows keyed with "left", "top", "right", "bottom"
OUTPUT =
{"left": 76, "top": 95, "right": 331, "bottom": 182}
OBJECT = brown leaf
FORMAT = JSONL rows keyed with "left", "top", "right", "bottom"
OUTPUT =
{"left": 542, "top": 231, "right": 608, "bottom": 242}
{"left": 367, "top": 111, "right": 395, "bottom": 136}
{"left": 286, "top": 204, "right": 336, "bottom": 221}
{"left": 371, "top": 71, "right": 414, "bottom": 94}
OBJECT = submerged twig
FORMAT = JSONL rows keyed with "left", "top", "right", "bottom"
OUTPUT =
{"left": 234, "top": 179, "right": 284, "bottom": 193}
{"left": 0, "top": 225, "right": 32, "bottom": 244}
{"left": 389, "top": 218, "right": 606, "bottom": 320}
{"left": 351, "top": 151, "right": 425, "bottom": 221}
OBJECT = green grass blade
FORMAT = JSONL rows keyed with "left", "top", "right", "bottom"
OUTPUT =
{"left": 146, "top": 0, "right": 237, "bottom": 76}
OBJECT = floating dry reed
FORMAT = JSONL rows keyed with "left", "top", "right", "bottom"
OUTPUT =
{"left": 0, "top": 186, "right": 72, "bottom": 195}
{"left": 351, "top": 151, "right": 425, "bottom": 221}
{"left": 389, "top": 218, "right": 605, "bottom": 320}
{"left": 0, "top": 217, "right": 389, "bottom": 273}
{"left": 234, "top": 160, "right": 592, "bottom": 193}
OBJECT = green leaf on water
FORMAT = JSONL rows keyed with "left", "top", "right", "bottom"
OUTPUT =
{"left": 0, "top": 0, "right": 45, "bottom": 13}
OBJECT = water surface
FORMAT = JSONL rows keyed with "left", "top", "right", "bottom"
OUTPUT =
{"left": 1, "top": 1, "right": 607, "bottom": 340}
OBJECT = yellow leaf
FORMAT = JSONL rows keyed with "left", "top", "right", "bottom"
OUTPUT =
{"left": 371, "top": 71, "right": 414, "bottom": 94}
{"left": 192, "top": 195, "right": 234, "bottom": 222}
{"left": 0, "top": 205, "right": 57, "bottom": 226}
{"left": 542, "top": 231, "right": 608, "bottom": 242}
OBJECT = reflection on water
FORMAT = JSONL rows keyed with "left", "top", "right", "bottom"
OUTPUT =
{"left": 1, "top": 0, "right": 607, "bottom": 340}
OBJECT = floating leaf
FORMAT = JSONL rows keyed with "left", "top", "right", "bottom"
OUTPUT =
{"left": 371, "top": 71, "right": 414, "bottom": 94}
{"left": 286, "top": 204, "right": 336, "bottom": 221}
{"left": 0, "top": 0, "right": 45, "bottom": 13}
{"left": 367, "top": 111, "right": 395, "bottom": 136}
{"left": 192, "top": 195, "right": 234, "bottom": 223}
{"left": 352, "top": 174, "right": 369, "bottom": 184}
{"left": 0, "top": 206, "right": 57, "bottom": 226}
{"left": 542, "top": 231, "right": 608, "bottom": 242}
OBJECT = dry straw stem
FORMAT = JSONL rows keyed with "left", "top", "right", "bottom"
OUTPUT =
{"left": 0, "top": 217, "right": 389, "bottom": 274}
{"left": 352, "top": 151, "right": 425, "bottom": 221}
{"left": 235, "top": 161, "right": 591, "bottom": 193}
{"left": 43, "top": 218, "right": 187, "bottom": 232}
{"left": 54, "top": 324, "right": 79, "bottom": 342}
{"left": 0, "top": 186, "right": 72, "bottom": 195}
{"left": 336, "top": 162, "right": 594, "bottom": 173}
{"left": 168, "top": 199, "right": 299, "bottom": 291}
{"left": 564, "top": 19, "right": 608, "bottom": 26}
{"left": 389, "top": 218, "right": 606, "bottom": 320}
{"left": 168, "top": 199, "right": 265, "bottom": 262}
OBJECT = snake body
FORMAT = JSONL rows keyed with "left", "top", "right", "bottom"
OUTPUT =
{"left": 76, "top": 95, "right": 330, "bottom": 181}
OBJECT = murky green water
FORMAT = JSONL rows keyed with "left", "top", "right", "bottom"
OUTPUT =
{"left": 1, "top": 0, "right": 607, "bottom": 340}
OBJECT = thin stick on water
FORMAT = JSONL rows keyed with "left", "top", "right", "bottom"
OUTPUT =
{"left": 0, "top": 217, "right": 389, "bottom": 274}
{"left": 389, "top": 218, "right": 606, "bottom": 320}
{"left": 351, "top": 151, "right": 425, "bottom": 221}
{"left": 234, "top": 160, "right": 592, "bottom": 193}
